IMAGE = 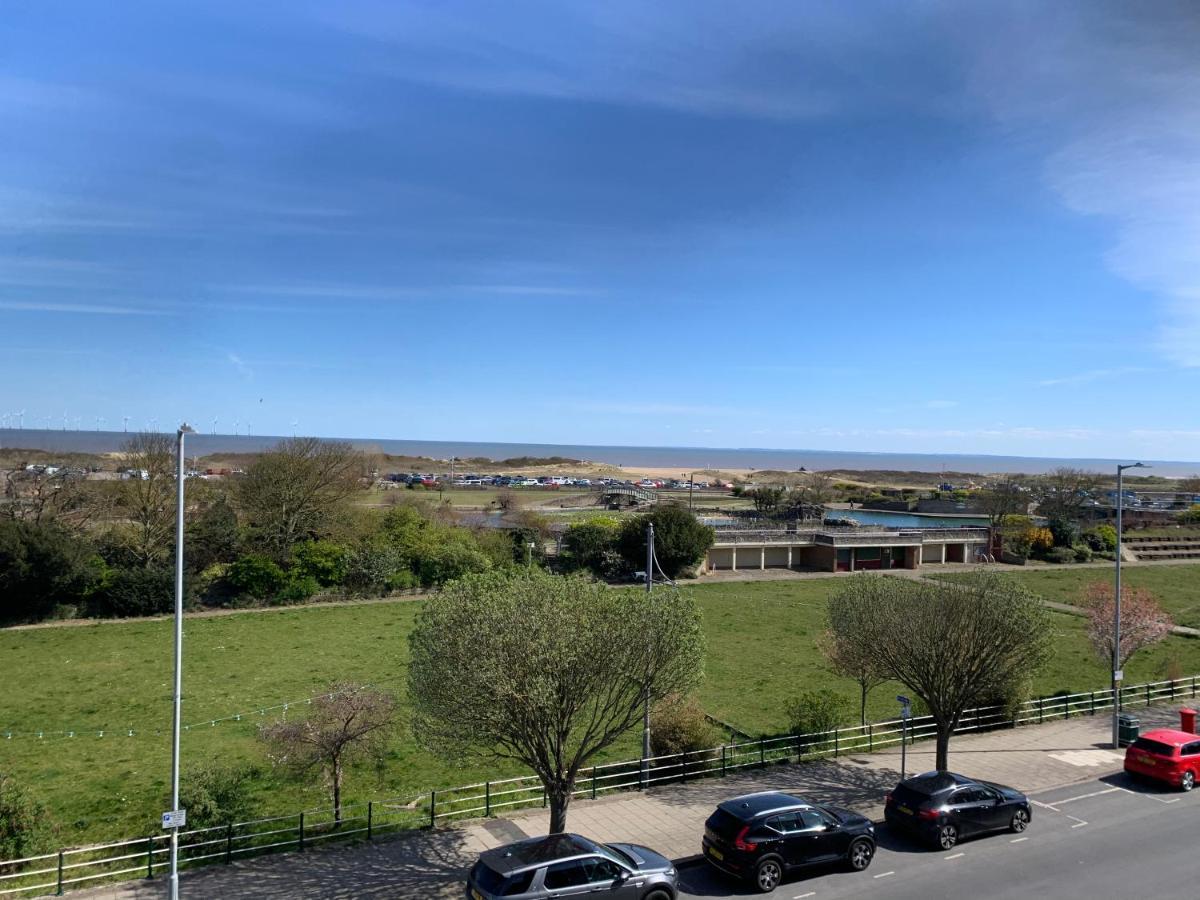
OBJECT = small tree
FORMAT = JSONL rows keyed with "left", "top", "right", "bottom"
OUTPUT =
{"left": 821, "top": 630, "right": 887, "bottom": 726}
{"left": 0, "top": 773, "right": 53, "bottom": 862}
{"left": 748, "top": 486, "right": 786, "bottom": 514}
{"left": 979, "top": 476, "right": 1026, "bottom": 528}
{"left": 649, "top": 694, "right": 717, "bottom": 758}
{"left": 616, "top": 506, "right": 714, "bottom": 579}
{"left": 259, "top": 684, "right": 396, "bottom": 824}
{"left": 1178, "top": 475, "right": 1200, "bottom": 494}
{"left": 561, "top": 519, "right": 620, "bottom": 574}
{"left": 408, "top": 570, "right": 704, "bottom": 833}
{"left": 828, "top": 573, "right": 1052, "bottom": 771}
{"left": 1083, "top": 582, "right": 1173, "bottom": 672}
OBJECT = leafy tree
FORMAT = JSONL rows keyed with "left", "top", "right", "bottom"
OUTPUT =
{"left": 1178, "top": 475, "right": 1200, "bottom": 494}
{"left": 1179, "top": 505, "right": 1200, "bottom": 525}
{"left": 178, "top": 763, "right": 261, "bottom": 828}
{"left": 342, "top": 539, "right": 404, "bottom": 596}
{"left": 0, "top": 520, "right": 102, "bottom": 623}
{"left": 562, "top": 519, "right": 621, "bottom": 573}
{"left": 0, "top": 773, "right": 54, "bottom": 861}
{"left": 827, "top": 573, "right": 1052, "bottom": 771}
{"left": 408, "top": 570, "right": 704, "bottom": 833}
{"left": 1083, "top": 582, "right": 1173, "bottom": 671}
{"left": 237, "top": 438, "right": 367, "bottom": 559}
{"left": 821, "top": 630, "right": 887, "bottom": 726}
{"left": 616, "top": 506, "right": 714, "bottom": 579}
{"left": 1083, "top": 525, "right": 1117, "bottom": 553}
{"left": 259, "top": 683, "right": 396, "bottom": 824}
{"left": 747, "top": 485, "right": 786, "bottom": 514}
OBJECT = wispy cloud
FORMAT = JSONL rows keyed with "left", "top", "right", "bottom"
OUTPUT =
{"left": 924, "top": 400, "right": 959, "bottom": 409}
{"left": 961, "top": 5, "right": 1200, "bottom": 367}
{"left": 1038, "top": 366, "right": 1152, "bottom": 387}
{"left": 227, "top": 352, "right": 254, "bottom": 379}
{"left": 0, "top": 300, "right": 171, "bottom": 316}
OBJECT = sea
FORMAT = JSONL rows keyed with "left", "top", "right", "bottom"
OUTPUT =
{"left": 3, "top": 429, "right": 1198, "bottom": 476}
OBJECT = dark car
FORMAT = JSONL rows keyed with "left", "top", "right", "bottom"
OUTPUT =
{"left": 466, "top": 833, "right": 677, "bottom": 900}
{"left": 884, "top": 772, "right": 1030, "bottom": 850}
{"left": 702, "top": 791, "right": 876, "bottom": 893}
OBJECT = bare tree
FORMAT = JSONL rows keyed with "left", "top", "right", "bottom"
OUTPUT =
{"left": 2, "top": 467, "right": 110, "bottom": 528}
{"left": 259, "top": 683, "right": 396, "bottom": 823}
{"left": 237, "top": 438, "right": 367, "bottom": 559}
{"left": 115, "top": 433, "right": 177, "bottom": 567}
{"left": 801, "top": 472, "right": 836, "bottom": 506}
{"left": 494, "top": 488, "right": 519, "bottom": 513}
{"left": 1083, "top": 582, "right": 1173, "bottom": 670}
{"left": 408, "top": 570, "right": 704, "bottom": 833}
{"left": 827, "top": 573, "right": 1052, "bottom": 772}
{"left": 979, "top": 475, "right": 1027, "bottom": 528}
{"left": 821, "top": 630, "right": 887, "bottom": 726}
{"left": 1178, "top": 475, "right": 1200, "bottom": 494}
{"left": 1034, "top": 468, "right": 1101, "bottom": 526}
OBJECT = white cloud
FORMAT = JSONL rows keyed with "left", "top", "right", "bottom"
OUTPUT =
{"left": 1038, "top": 366, "right": 1152, "bottom": 387}
{"left": 0, "top": 300, "right": 170, "bottom": 316}
{"left": 924, "top": 400, "right": 958, "bottom": 409}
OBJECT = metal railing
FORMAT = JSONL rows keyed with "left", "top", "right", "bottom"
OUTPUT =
{"left": 2, "top": 673, "right": 1197, "bottom": 897}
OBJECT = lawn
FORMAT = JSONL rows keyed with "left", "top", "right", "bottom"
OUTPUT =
{"left": 936, "top": 565, "right": 1200, "bottom": 630}
{"left": 6, "top": 575, "right": 1200, "bottom": 849}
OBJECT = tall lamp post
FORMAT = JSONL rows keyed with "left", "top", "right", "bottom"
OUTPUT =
{"left": 641, "top": 523, "right": 654, "bottom": 789}
{"left": 168, "top": 424, "right": 194, "bottom": 899}
{"left": 1112, "top": 461, "right": 1148, "bottom": 748}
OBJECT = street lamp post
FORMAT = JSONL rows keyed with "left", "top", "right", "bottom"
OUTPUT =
{"left": 641, "top": 523, "right": 654, "bottom": 789}
{"left": 1112, "top": 461, "right": 1148, "bottom": 748}
{"left": 168, "top": 423, "right": 194, "bottom": 899}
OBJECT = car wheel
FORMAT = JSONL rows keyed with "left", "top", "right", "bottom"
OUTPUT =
{"left": 1181, "top": 771, "right": 1195, "bottom": 792}
{"left": 642, "top": 891, "right": 672, "bottom": 900}
{"left": 937, "top": 823, "right": 959, "bottom": 850}
{"left": 754, "top": 858, "right": 783, "bottom": 893}
{"left": 847, "top": 837, "right": 875, "bottom": 871}
{"left": 1010, "top": 808, "right": 1030, "bottom": 833}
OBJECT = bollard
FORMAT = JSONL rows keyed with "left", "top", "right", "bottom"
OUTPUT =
{"left": 592, "top": 766, "right": 598, "bottom": 800}
{"left": 145, "top": 837, "right": 153, "bottom": 879}
{"left": 720, "top": 745, "right": 726, "bottom": 776}
{"left": 430, "top": 791, "right": 436, "bottom": 829}
{"left": 226, "top": 824, "right": 234, "bottom": 864}
{"left": 485, "top": 782, "right": 491, "bottom": 818}
{"left": 367, "top": 802, "right": 373, "bottom": 841}
{"left": 299, "top": 812, "right": 305, "bottom": 852}
{"left": 56, "top": 850, "right": 64, "bottom": 895}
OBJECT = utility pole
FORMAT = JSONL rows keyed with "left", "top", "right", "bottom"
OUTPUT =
{"left": 688, "top": 472, "right": 695, "bottom": 512}
{"left": 1113, "top": 462, "right": 1148, "bottom": 748}
{"left": 641, "top": 522, "right": 654, "bottom": 789}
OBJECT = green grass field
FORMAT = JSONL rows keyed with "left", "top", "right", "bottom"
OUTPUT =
{"left": 936, "top": 565, "right": 1200, "bottom": 630}
{"left": 5, "top": 575, "right": 1200, "bottom": 849}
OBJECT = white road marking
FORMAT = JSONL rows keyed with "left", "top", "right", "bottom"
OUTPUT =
{"left": 793, "top": 893, "right": 816, "bottom": 899}
{"left": 944, "top": 852, "right": 965, "bottom": 860}
{"left": 1048, "top": 749, "right": 1124, "bottom": 767}
{"left": 1011, "top": 837, "right": 1029, "bottom": 843}
{"left": 1031, "top": 799, "right": 1056, "bottom": 810}
{"left": 1051, "top": 787, "right": 1122, "bottom": 806}
{"left": 873, "top": 870, "right": 895, "bottom": 879}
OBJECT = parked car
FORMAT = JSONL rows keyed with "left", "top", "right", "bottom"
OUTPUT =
{"left": 884, "top": 772, "right": 1030, "bottom": 849}
{"left": 466, "top": 833, "right": 677, "bottom": 900}
{"left": 702, "top": 791, "right": 875, "bottom": 892}
{"left": 1124, "top": 729, "right": 1200, "bottom": 791}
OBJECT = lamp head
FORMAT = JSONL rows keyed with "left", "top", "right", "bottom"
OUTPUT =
{"left": 178, "top": 423, "right": 195, "bottom": 435}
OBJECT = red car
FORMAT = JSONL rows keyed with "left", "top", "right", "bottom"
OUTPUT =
{"left": 1124, "top": 728, "right": 1200, "bottom": 791}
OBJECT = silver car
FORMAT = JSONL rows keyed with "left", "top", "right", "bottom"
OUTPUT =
{"left": 466, "top": 833, "right": 678, "bottom": 900}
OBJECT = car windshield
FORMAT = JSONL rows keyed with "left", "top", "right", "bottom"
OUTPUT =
{"left": 890, "top": 784, "right": 936, "bottom": 807}
{"left": 604, "top": 844, "right": 636, "bottom": 867}
{"left": 1132, "top": 737, "right": 1176, "bottom": 756}
{"left": 813, "top": 804, "right": 842, "bottom": 823}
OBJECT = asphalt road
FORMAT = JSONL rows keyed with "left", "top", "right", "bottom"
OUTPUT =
{"left": 676, "top": 772, "right": 1199, "bottom": 899}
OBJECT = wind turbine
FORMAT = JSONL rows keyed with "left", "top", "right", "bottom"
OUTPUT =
{"left": 1, "top": 413, "right": 8, "bottom": 428}
{"left": 291, "top": 419, "right": 298, "bottom": 437}
{"left": 62, "top": 410, "right": 68, "bottom": 431}
{"left": 17, "top": 410, "right": 24, "bottom": 429}
{"left": 96, "top": 416, "right": 106, "bottom": 431}
{"left": 122, "top": 415, "right": 130, "bottom": 432}
{"left": 246, "top": 420, "right": 251, "bottom": 438}
{"left": 212, "top": 416, "right": 218, "bottom": 436}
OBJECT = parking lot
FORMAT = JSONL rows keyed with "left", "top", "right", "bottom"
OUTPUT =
{"left": 676, "top": 773, "right": 1199, "bottom": 899}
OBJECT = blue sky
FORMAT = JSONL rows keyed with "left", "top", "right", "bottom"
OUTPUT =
{"left": 2, "top": 1, "right": 1199, "bottom": 460}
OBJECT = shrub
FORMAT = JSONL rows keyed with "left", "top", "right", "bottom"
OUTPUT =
{"left": 0, "top": 773, "right": 54, "bottom": 862}
{"left": 343, "top": 541, "right": 404, "bottom": 596}
{"left": 275, "top": 573, "right": 320, "bottom": 604}
{"left": 1046, "top": 547, "right": 1077, "bottom": 564}
{"left": 1021, "top": 527, "right": 1054, "bottom": 555}
{"left": 1048, "top": 518, "right": 1081, "bottom": 548}
{"left": 0, "top": 521, "right": 103, "bottom": 624}
{"left": 1072, "top": 544, "right": 1093, "bottom": 563}
{"left": 291, "top": 541, "right": 349, "bottom": 587}
{"left": 89, "top": 566, "right": 175, "bottom": 617}
{"left": 178, "top": 763, "right": 261, "bottom": 828}
{"left": 226, "top": 555, "right": 286, "bottom": 600}
{"left": 1179, "top": 505, "right": 1200, "bottom": 525}
{"left": 416, "top": 542, "right": 492, "bottom": 587}
{"left": 785, "top": 689, "right": 850, "bottom": 751}
{"left": 650, "top": 694, "right": 718, "bottom": 758}
{"left": 1086, "top": 524, "right": 1117, "bottom": 552}
{"left": 386, "top": 569, "right": 417, "bottom": 592}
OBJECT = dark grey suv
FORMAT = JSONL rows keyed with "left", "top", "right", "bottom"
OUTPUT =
{"left": 467, "top": 833, "right": 677, "bottom": 900}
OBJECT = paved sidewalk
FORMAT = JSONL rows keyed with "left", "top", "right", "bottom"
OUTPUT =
{"left": 60, "top": 702, "right": 1189, "bottom": 900}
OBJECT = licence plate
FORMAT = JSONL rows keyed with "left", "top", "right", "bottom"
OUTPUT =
{"left": 898, "top": 805, "right": 913, "bottom": 815}
{"left": 1138, "top": 754, "right": 1153, "bottom": 765}
{"left": 708, "top": 846, "right": 724, "bottom": 861}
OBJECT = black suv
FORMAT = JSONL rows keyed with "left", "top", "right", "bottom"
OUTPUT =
{"left": 884, "top": 772, "right": 1031, "bottom": 850}
{"left": 702, "top": 791, "right": 876, "bottom": 892}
